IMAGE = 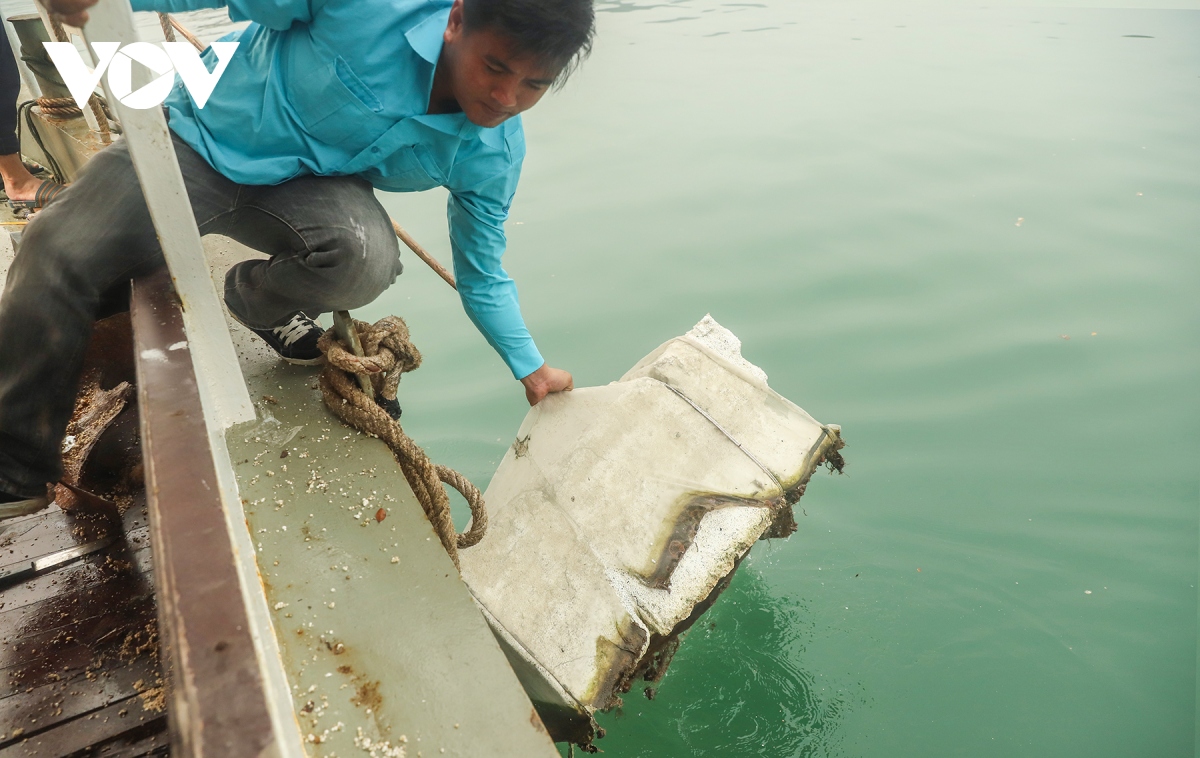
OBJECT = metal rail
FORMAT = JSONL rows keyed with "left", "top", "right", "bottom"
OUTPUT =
{"left": 80, "top": 0, "right": 253, "bottom": 430}
{"left": 64, "top": 2, "right": 301, "bottom": 755}
{"left": 131, "top": 270, "right": 299, "bottom": 758}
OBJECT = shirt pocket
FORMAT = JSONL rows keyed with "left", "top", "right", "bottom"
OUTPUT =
{"left": 384, "top": 145, "right": 444, "bottom": 191}
{"left": 285, "top": 36, "right": 391, "bottom": 152}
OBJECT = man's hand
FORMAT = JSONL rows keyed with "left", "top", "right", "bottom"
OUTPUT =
{"left": 46, "top": 0, "right": 97, "bottom": 27}
{"left": 520, "top": 363, "right": 573, "bottom": 406}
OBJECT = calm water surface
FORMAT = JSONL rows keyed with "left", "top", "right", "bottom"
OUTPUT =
{"left": 8, "top": 2, "right": 1196, "bottom": 755}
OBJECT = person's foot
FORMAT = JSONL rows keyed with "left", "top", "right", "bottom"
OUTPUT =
{"left": 1, "top": 153, "right": 63, "bottom": 219}
{"left": 6, "top": 179, "right": 65, "bottom": 209}
{"left": 234, "top": 311, "right": 326, "bottom": 365}
{"left": 0, "top": 488, "right": 51, "bottom": 521}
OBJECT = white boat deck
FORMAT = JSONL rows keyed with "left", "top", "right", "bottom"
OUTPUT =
{"left": 206, "top": 237, "right": 559, "bottom": 757}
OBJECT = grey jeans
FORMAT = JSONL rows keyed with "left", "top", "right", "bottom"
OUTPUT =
{"left": 0, "top": 133, "right": 402, "bottom": 496}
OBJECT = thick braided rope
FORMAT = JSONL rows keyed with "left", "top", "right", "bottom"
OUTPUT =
{"left": 317, "top": 317, "right": 487, "bottom": 569}
{"left": 36, "top": 96, "right": 82, "bottom": 120}
{"left": 158, "top": 12, "right": 207, "bottom": 52}
{"left": 157, "top": 11, "right": 176, "bottom": 42}
{"left": 47, "top": 14, "right": 111, "bottom": 144}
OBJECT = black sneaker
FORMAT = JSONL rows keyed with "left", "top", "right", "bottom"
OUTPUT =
{"left": 237, "top": 311, "right": 325, "bottom": 366}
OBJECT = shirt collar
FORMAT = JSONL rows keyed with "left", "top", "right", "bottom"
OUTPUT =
{"left": 405, "top": 3, "right": 494, "bottom": 144}
{"left": 405, "top": 5, "right": 452, "bottom": 65}
{"left": 413, "top": 112, "right": 484, "bottom": 140}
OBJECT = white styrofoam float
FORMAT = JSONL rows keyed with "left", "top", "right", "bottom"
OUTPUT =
{"left": 460, "top": 316, "right": 844, "bottom": 749}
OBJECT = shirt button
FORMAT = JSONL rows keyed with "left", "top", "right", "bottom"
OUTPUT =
{"left": 370, "top": 146, "right": 380, "bottom": 153}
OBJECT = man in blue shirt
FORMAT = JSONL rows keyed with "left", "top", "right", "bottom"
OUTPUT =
{"left": 0, "top": 0, "right": 593, "bottom": 517}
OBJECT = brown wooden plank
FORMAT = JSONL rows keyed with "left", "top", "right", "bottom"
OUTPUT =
{"left": 130, "top": 269, "right": 276, "bottom": 758}
{"left": 85, "top": 722, "right": 170, "bottom": 758}
{"left": 0, "top": 582, "right": 152, "bottom": 665}
{"left": 0, "top": 566, "right": 155, "bottom": 652}
{"left": 0, "top": 526, "right": 151, "bottom": 590}
{"left": 0, "top": 539, "right": 153, "bottom": 623}
{"left": 0, "top": 519, "right": 162, "bottom": 752}
{"left": 0, "top": 639, "right": 161, "bottom": 743}
{"left": 0, "top": 513, "right": 87, "bottom": 566}
{"left": 0, "top": 585, "right": 155, "bottom": 692}
{"left": 0, "top": 492, "right": 152, "bottom": 621}
{"left": 0, "top": 694, "right": 165, "bottom": 758}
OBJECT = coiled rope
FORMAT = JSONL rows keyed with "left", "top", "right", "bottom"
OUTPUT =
{"left": 34, "top": 95, "right": 81, "bottom": 119}
{"left": 316, "top": 315, "right": 487, "bottom": 569}
{"left": 45, "top": 14, "right": 112, "bottom": 144}
{"left": 35, "top": 12, "right": 204, "bottom": 149}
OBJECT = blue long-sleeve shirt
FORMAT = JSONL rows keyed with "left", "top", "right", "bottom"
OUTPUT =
{"left": 130, "top": 0, "right": 545, "bottom": 378}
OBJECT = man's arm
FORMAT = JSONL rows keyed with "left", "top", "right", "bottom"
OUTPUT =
{"left": 447, "top": 187, "right": 572, "bottom": 405}
{"left": 44, "top": 0, "right": 101, "bottom": 25}
{"left": 48, "top": 0, "right": 318, "bottom": 30}
{"left": 361, "top": 120, "right": 571, "bottom": 405}
{"left": 135, "top": 0, "right": 320, "bottom": 29}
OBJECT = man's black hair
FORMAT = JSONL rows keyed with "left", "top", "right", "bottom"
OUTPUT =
{"left": 462, "top": 0, "right": 595, "bottom": 87}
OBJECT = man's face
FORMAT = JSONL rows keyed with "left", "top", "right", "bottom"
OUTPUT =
{"left": 441, "top": 4, "right": 558, "bottom": 127}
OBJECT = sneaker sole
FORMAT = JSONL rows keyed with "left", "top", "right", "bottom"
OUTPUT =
{"left": 227, "top": 310, "right": 325, "bottom": 366}
{"left": 0, "top": 496, "right": 51, "bottom": 520}
{"left": 280, "top": 355, "right": 325, "bottom": 367}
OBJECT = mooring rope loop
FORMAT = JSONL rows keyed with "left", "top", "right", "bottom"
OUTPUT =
{"left": 317, "top": 316, "right": 487, "bottom": 568}
{"left": 35, "top": 95, "right": 82, "bottom": 119}
{"left": 41, "top": 12, "right": 202, "bottom": 145}
{"left": 46, "top": 14, "right": 112, "bottom": 144}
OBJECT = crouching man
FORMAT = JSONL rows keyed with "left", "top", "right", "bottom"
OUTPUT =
{"left": 0, "top": 0, "right": 592, "bottom": 517}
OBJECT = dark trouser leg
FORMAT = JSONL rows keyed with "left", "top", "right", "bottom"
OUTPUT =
{"left": 221, "top": 173, "right": 402, "bottom": 329}
{"left": 0, "top": 135, "right": 236, "bottom": 496}
{"left": 0, "top": 31, "right": 21, "bottom": 156}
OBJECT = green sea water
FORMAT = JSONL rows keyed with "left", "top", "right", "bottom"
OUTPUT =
{"left": 362, "top": 2, "right": 1199, "bottom": 756}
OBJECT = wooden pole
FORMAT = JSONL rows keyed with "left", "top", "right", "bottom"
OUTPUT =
{"left": 391, "top": 218, "right": 457, "bottom": 290}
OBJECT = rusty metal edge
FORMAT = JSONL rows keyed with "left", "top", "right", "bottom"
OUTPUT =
{"left": 130, "top": 270, "right": 302, "bottom": 758}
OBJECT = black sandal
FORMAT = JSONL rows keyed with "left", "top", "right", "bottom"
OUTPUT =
{"left": 7, "top": 179, "right": 66, "bottom": 213}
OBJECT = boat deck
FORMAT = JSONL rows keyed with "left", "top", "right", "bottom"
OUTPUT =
{"left": 0, "top": 496, "right": 167, "bottom": 757}
{"left": 207, "top": 237, "right": 561, "bottom": 757}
